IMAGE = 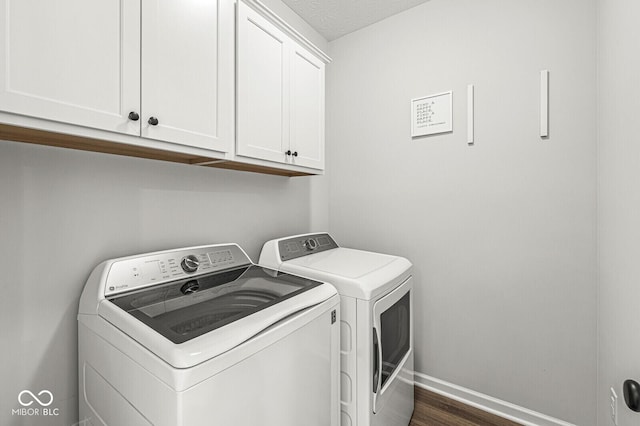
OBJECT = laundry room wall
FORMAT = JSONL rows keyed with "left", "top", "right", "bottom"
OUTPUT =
{"left": 597, "top": 0, "right": 640, "bottom": 425}
{"left": 0, "top": 4, "right": 327, "bottom": 425}
{"left": 325, "top": 0, "right": 597, "bottom": 425}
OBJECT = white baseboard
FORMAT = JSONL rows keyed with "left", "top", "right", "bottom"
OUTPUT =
{"left": 414, "top": 372, "right": 575, "bottom": 426}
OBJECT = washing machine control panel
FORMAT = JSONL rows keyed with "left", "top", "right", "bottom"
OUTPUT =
{"left": 104, "top": 244, "right": 251, "bottom": 297}
{"left": 278, "top": 233, "right": 339, "bottom": 261}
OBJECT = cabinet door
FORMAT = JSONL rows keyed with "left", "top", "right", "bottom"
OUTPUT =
{"left": 290, "top": 46, "right": 325, "bottom": 170}
{"left": 236, "top": 3, "right": 290, "bottom": 164}
{"left": 141, "top": 0, "right": 234, "bottom": 153}
{"left": 0, "top": 0, "right": 140, "bottom": 136}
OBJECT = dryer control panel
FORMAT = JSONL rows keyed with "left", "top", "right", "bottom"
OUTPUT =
{"left": 104, "top": 244, "right": 251, "bottom": 297}
{"left": 278, "top": 233, "right": 339, "bottom": 262}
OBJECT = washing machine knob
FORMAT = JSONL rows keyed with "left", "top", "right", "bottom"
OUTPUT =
{"left": 304, "top": 238, "right": 318, "bottom": 251}
{"left": 181, "top": 255, "right": 200, "bottom": 273}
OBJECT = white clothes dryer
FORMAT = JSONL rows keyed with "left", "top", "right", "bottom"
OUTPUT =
{"left": 260, "top": 233, "right": 414, "bottom": 426}
{"left": 78, "top": 243, "right": 340, "bottom": 426}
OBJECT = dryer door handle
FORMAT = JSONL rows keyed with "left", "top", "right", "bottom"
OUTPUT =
{"left": 373, "top": 327, "right": 381, "bottom": 393}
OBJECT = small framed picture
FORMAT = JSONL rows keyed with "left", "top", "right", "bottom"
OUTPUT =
{"left": 411, "top": 91, "right": 453, "bottom": 137}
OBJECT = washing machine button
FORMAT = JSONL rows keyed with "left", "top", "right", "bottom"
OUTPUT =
{"left": 304, "top": 239, "right": 318, "bottom": 251}
{"left": 181, "top": 255, "right": 200, "bottom": 273}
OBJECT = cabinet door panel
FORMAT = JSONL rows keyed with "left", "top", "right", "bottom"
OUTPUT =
{"left": 0, "top": 0, "right": 140, "bottom": 135}
{"left": 237, "top": 4, "right": 289, "bottom": 163}
{"left": 290, "top": 47, "right": 324, "bottom": 170}
{"left": 141, "top": 0, "right": 233, "bottom": 153}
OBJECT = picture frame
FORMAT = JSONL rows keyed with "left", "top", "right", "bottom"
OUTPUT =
{"left": 411, "top": 91, "right": 453, "bottom": 137}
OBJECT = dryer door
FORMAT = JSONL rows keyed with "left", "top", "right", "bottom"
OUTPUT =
{"left": 372, "top": 276, "right": 413, "bottom": 413}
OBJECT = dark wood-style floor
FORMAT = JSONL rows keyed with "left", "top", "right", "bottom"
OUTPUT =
{"left": 409, "top": 387, "right": 523, "bottom": 426}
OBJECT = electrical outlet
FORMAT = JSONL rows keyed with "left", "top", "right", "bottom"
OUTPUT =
{"left": 610, "top": 387, "right": 618, "bottom": 425}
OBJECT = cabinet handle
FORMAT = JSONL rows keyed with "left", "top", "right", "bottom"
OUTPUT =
{"left": 285, "top": 150, "right": 292, "bottom": 156}
{"left": 292, "top": 151, "right": 298, "bottom": 157}
{"left": 128, "top": 111, "right": 140, "bottom": 121}
{"left": 624, "top": 379, "right": 640, "bottom": 412}
{"left": 148, "top": 117, "right": 159, "bottom": 126}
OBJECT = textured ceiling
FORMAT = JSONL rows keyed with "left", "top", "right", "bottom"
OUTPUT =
{"left": 281, "top": 0, "right": 431, "bottom": 41}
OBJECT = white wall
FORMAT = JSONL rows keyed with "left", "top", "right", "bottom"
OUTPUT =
{"left": 0, "top": 140, "right": 322, "bottom": 425}
{"left": 326, "top": 0, "right": 597, "bottom": 424}
{"left": 597, "top": 0, "right": 640, "bottom": 425}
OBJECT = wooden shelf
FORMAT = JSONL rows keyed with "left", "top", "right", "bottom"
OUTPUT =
{"left": 0, "top": 123, "right": 313, "bottom": 177}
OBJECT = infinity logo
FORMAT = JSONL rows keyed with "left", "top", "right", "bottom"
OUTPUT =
{"left": 18, "top": 390, "right": 53, "bottom": 407}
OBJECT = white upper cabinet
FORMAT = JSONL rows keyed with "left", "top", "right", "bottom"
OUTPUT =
{"left": 0, "top": 0, "right": 326, "bottom": 176}
{"left": 237, "top": 1, "right": 329, "bottom": 171}
{"left": 141, "top": 0, "right": 234, "bottom": 152}
{"left": 0, "top": 0, "right": 234, "bottom": 154}
{"left": 0, "top": 0, "right": 141, "bottom": 136}
{"left": 290, "top": 46, "right": 325, "bottom": 170}
{"left": 237, "top": 5, "right": 290, "bottom": 163}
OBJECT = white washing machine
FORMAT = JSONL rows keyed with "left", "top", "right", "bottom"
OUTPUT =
{"left": 78, "top": 243, "right": 340, "bottom": 426}
{"left": 259, "top": 233, "right": 414, "bottom": 426}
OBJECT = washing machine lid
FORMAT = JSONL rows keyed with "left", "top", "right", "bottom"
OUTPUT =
{"left": 283, "top": 248, "right": 412, "bottom": 300}
{"left": 98, "top": 265, "right": 336, "bottom": 368}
